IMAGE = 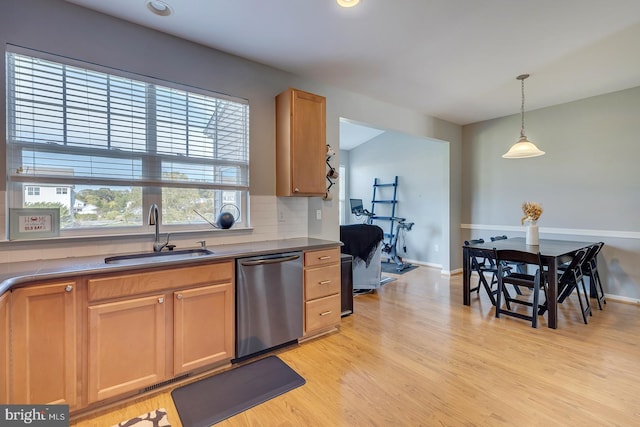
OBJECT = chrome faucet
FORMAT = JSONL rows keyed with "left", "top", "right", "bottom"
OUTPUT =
{"left": 148, "top": 204, "right": 169, "bottom": 252}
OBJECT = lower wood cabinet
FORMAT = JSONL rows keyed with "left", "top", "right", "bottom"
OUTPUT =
{"left": 0, "top": 291, "right": 9, "bottom": 403}
{"left": 3, "top": 246, "right": 337, "bottom": 412}
{"left": 86, "top": 261, "right": 234, "bottom": 404}
{"left": 87, "top": 294, "right": 167, "bottom": 403}
{"left": 173, "top": 282, "right": 234, "bottom": 375}
{"left": 11, "top": 281, "right": 78, "bottom": 407}
{"left": 305, "top": 293, "right": 341, "bottom": 333}
{"left": 303, "top": 247, "right": 341, "bottom": 337}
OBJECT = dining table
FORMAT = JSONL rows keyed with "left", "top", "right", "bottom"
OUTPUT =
{"left": 462, "top": 237, "right": 595, "bottom": 329}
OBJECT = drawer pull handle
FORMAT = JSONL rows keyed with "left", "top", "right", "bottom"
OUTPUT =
{"left": 318, "top": 256, "right": 331, "bottom": 260}
{"left": 64, "top": 285, "right": 73, "bottom": 292}
{"left": 158, "top": 297, "right": 164, "bottom": 304}
{"left": 320, "top": 311, "right": 333, "bottom": 316}
{"left": 176, "top": 294, "right": 183, "bottom": 300}
{"left": 319, "top": 280, "right": 332, "bottom": 285}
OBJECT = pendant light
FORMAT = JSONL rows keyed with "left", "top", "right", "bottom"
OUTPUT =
{"left": 337, "top": 0, "right": 360, "bottom": 7}
{"left": 502, "top": 74, "right": 545, "bottom": 159}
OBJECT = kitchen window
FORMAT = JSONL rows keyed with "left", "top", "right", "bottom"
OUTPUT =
{"left": 5, "top": 48, "right": 249, "bottom": 237}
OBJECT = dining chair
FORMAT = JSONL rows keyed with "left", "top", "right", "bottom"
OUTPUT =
{"left": 583, "top": 242, "right": 606, "bottom": 310}
{"left": 494, "top": 249, "right": 547, "bottom": 328}
{"left": 464, "top": 239, "right": 503, "bottom": 306}
{"left": 543, "top": 248, "right": 592, "bottom": 325}
{"left": 556, "top": 247, "right": 591, "bottom": 324}
{"left": 490, "top": 235, "right": 526, "bottom": 276}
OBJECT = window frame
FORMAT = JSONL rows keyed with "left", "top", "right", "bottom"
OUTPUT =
{"left": 5, "top": 46, "right": 250, "bottom": 238}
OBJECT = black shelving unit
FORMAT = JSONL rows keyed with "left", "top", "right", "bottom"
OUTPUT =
{"left": 368, "top": 176, "right": 399, "bottom": 248}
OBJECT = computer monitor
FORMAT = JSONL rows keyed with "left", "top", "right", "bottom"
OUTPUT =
{"left": 350, "top": 198, "right": 364, "bottom": 214}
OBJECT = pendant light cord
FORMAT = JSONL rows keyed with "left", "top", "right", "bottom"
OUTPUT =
{"left": 520, "top": 77, "right": 526, "bottom": 138}
{"left": 517, "top": 74, "right": 530, "bottom": 139}
{"left": 502, "top": 73, "right": 544, "bottom": 158}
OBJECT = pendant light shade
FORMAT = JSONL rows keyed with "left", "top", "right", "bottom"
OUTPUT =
{"left": 503, "top": 136, "right": 545, "bottom": 158}
{"left": 502, "top": 74, "right": 545, "bottom": 159}
{"left": 337, "top": 0, "right": 360, "bottom": 7}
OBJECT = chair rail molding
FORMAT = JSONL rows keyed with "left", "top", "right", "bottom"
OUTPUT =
{"left": 460, "top": 224, "right": 640, "bottom": 240}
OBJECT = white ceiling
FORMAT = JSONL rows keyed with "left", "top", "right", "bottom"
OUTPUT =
{"left": 338, "top": 119, "right": 386, "bottom": 150}
{"left": 66, "top": 0, "right": 640, "bottom": 131}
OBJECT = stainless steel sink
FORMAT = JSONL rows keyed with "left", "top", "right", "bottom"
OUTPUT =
{"left": 105, "top": 248, "right": 214, "bottom": 265}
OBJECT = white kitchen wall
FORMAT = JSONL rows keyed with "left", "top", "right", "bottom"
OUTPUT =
{"left": 0, "top": 0, "right": 461, "bottom": 268}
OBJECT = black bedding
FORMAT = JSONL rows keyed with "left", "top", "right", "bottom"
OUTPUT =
{"left": 339, "top": 224, "right": 384, "bottom": 267}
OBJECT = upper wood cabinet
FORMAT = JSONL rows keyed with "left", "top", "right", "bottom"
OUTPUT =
{"left": 276, "top": 88, "right": 327, "bottom": 196}
{"left": 0, "top": 292, "right": 9, "bottom": 404}
{"left": 11, "top": 281, "right": 78, "bottom": 407}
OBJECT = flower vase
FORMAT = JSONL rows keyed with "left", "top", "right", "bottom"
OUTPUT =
{"left": 525, "top": 220, "right": 539, "bottom": 245}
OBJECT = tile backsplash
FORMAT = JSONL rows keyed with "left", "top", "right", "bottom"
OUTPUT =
{"left": 0, "top": 195, "right": 309, "bottom": 264}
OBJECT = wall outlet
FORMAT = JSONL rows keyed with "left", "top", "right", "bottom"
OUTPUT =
{"left": 316, "top": 209, "right": 322, "bottom": 220}
{"left": 278, "top": 209, "right": 285, "bottom": 222}
{"left": 434, "top": 244, "right": 439, "bottom": 252}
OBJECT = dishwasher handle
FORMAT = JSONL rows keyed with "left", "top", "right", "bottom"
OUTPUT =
{"left": 240, "top": 254, "right": 300, "bottom": 266}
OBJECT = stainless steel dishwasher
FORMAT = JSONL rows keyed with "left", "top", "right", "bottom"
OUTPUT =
{"left": 236, "top": 251, "right": 303, "bottom": 359}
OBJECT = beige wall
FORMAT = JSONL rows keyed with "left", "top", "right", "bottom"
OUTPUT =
{"left": 462, "top": 86, "right": 640, "bottom": 299}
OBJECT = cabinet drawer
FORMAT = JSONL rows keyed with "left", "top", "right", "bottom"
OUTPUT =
{"left": 304, "top": 247, "right": 340, "bottom": 267}
{"left": 305, "top": 264, "right": 340, "bottom": 300}
{"left": 305, "top": 294, "right": 341, "bottom": 333}
{"left": 88, "top": 262, "right": 233, "bottom": 302}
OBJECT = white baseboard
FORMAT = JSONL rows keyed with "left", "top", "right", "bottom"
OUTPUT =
{"left": 605, "top": 294, "right": 640, "bottom": 304}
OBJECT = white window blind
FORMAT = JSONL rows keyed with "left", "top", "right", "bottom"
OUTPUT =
{"left": 6, "top": 51, "right": 249, "bottom": 190}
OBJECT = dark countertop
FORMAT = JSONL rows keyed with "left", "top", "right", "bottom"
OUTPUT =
{"left": 0, "top": 237, "right": 341, "bottom": 294}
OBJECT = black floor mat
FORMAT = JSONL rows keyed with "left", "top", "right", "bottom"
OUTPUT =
{"left": 381, "top": 262, "right": 419, "bottom": 275}
{"left": 171, "top": 355, "right": 305, "bottom": 426}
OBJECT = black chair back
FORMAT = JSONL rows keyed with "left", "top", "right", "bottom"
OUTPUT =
{"left": 495, "top": 249, "right": 542, "bottom": 271}
{"left": 558, "top": 247, "right": 588, "bottom": 286}
{"left": 586, "top": 242, "right": 604, "bottom": 269}
{"left": 494, "top": 249, "right": 545, "bottom": 328}
{"left": 464, "top": 239, "right": 493, "bottom": 269}
{"left": 557, "top": 247, "right": 591, "bottom": 324}
{"left": 464, "top": 239, "right": 501, "bottom": 305}
{"left": 583, "top": 242, "right": 606, "bottom": 309}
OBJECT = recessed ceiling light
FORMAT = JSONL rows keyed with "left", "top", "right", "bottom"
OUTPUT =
{"left": 337, "top": 0, "right": 360, "bottom": 8}
{"left": 146, "top": 0, "right": 173, "bottom": 16}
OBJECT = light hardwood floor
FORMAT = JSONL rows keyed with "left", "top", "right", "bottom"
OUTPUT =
{"left": 72, "top": 266, "right": 640, "bottom": 426}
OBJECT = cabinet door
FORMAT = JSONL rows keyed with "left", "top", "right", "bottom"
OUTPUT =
{"left": 0, "top": 292, "right": 9, "bottom": 403}
{"left": 11, "top": 282, "right": 77, "bottom": 406}
{"left": 173, "top": 282, "right": 234, "bottom": 375}
{"left": 88, "top": 295, "right": 166, "bottom": 403}
{"left": 291, "top": 89, "right": 326, "bottom": 195}
{"left": 276, "top": 88, "right": 326, "bottom": 196}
